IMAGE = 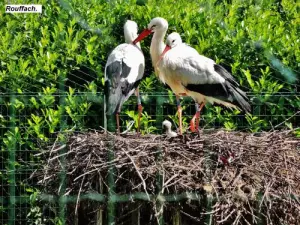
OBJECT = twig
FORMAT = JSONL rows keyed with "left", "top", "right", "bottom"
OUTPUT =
{"left": 232, "top": 210, "right": 241, "bottom": 225}
{"left": 269, "top": 110, "right": 300, "bottom": 131}
{"left": 121, "top": 148, "right": 150, "bottom": 201}
{"left": 75, "top": 175, "right": 85, "bottom": 215}
{"left": 259, "top": 167, "right": 278, "bottom": 210}
{"left": 180, "top": 210, "right": 202, "bottom": 222}
{"left": 48, "top": 150, "right": 72, "bottom": 162}
{"left": 75, "top": 153, "right": 91, "bottom": 215}
{"left": 217, "top": 208, "right": 236, "bottom": 223}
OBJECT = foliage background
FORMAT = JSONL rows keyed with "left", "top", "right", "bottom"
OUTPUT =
{"left": 0, "top": 0, "right": 299, "bottom": 224}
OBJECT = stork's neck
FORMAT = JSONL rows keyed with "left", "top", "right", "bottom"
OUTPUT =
{"left": 125, "top": 32, "right": 141, "bottom": 49}
{"left": 150, "top": 30, "right": 167, "bottom": 65}
{"left": 165, "top": 127, "right": 171, "bottom": 133}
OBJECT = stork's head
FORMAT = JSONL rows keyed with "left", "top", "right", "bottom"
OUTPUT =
{"left": 162, "top": 120, "right": 172, "bottom": 131}
{"left": 124, "top": 20, "right": 139, "bottom": 44}
{"left": 162, "top": 120, "right": 178, "bottom": 138}
{"left": 157, "top": 32, "right": 183, "bottom": 62}
{"left": 132, "top": 17, "right": 168, "bottom": 44}
{"left": 147, "top": 17, "right": 168, "bottom": 33}
{"left": 165, "top": 32, "right": 182, "bottom": 48}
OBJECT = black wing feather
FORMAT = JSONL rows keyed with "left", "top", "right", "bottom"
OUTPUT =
{"left": 105, "top": 60, "right": 142, "bottom": 115}
{"left": 185, "top": 64, "right": 251, "bottom": 113}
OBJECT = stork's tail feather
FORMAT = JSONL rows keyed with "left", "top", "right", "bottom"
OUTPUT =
{"left": 104, "top": 80, "right": 122, "bottom": 115}
{"left": 105, "top": 99, "right": 121, "bottom": 115}
{"left": 214, "top": 64, "right": 251, "bottom": 113}
{"left": 228, "top": 84, "right": 251, "bottom": 113}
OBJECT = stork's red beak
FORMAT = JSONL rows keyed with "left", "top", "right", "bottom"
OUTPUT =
{"left": 157, "top": 45, "right": 171, "bottom": 63}
{"left": 132, "top": 28, "right": 152, "bottom": 45}
{"left": 161, "top": 45, "right": 171, "bottom": 57}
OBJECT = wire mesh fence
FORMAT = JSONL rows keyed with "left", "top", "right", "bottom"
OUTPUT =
{"left": 0, "top": 92, "right": 299, "bottom": 225}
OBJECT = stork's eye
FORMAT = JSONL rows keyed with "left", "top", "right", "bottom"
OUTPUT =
{"left": 151, "top": 25, "right": 156, "bottom": 29}
{"left": 172, "top": 40, "right": 175, "bottom": 43}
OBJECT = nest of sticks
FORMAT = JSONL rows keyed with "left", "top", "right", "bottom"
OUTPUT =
{"left": 36, "top": 129, "right": 300, "bottom": 224}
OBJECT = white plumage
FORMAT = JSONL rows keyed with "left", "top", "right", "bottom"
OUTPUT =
{"left": 133, "top": 17, "right": 168, "bottom": 77}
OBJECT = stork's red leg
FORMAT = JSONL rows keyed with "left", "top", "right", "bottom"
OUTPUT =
{"left": 195, "top": 102, "right": 206, "bottom": 130}
{"left": 190, "top": 105, "right": 199, "bottom": 133}
{"left": 190, "top": 102, "right": 205, "bottom": 133}
{"left": 136, "top": 87, "right": 142, "bottom": 134}
{"left": 116, "top": 112, "right": 120, "bottom": 135}
{"left": 176, "top": 95, "right": 183, "bottom": 135}
{"left": 137, "top": 104, "right": 143, "bottom": 134}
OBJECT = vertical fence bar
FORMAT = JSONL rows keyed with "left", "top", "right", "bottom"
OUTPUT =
{"left": 58, "top": 73, "right": 67, "bottom": 225}
{"left": 96, "top": 175, "right": 104, "bottom": 225}
{"left": 155, "top": 95, "right": 164, "bottom": 130}
{"left": 155, "top": 96, "right": 164, "bottom": 225}
{"left": 8, "top": 95, "right": 16, "bottom": 225}
{"left": 107, "top": 137, "right": 116, "bottom": 225}
{"left": 103, "top": 93, "right": 107, "bottom": 131}
{"left": 104, "top": 92, "right": 116, "bottom": 225}
{"left": 172, "top": 207, "right": 181, "bottom": 225}
{"left": 97, "top": 93, "right": 106, "bottom": 224}
{"left": 256, "top": 192, "right": 264, "bottom": 225}
{"left": 205, "top": 194, "right": 213, "bottom": 225}
{"left": 204, "top": 143, "right": 213, "bottom": 225}
{"left": 130, "top": 203, "right": 140, "bottom": 225}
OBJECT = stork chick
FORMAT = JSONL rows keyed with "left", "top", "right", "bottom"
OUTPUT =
{"left": 162, "top": 120, "right": 178, "bottom": 138}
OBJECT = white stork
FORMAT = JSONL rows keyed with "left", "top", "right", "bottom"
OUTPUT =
{"left": 156, "top": 32, "right": 251, "bottom": 133}
{"left": 133, "top": 17, "right": 199, "bottom": 135}
{"left": 105, "top": 20, "right": 145, "bottom": 134}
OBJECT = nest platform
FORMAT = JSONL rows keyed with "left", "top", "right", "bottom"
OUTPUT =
{"left": 37, "top": 130, "right": 300, "bottom": 225}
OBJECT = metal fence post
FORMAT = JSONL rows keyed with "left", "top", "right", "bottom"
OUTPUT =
{"left": 205, "top": 194, "right": 213, "bottom": 225}
{"left": 8, "top": 95, "right": 16, "bottom": 225}
{"left": 107, "top": 137, "right": 116, "bottom": 225}
{"left": 155, "top": 95, "right": 164, "bottom": 130}
{"left": 104, "top": 90, "right": 116, "bottom": 224}
{"left": 103, "top": 93, "right": 107, "bottom": 131}
{"left": 172, "top": 207, "right": 181, "bottom": 225}
{"left": 155, "top": 96, "right": 164, "bottom": 225}
{"left": 256, "top": 192, "right": 264, "bottom": 225}
{"left": 96, "top": 175, "right": 104, "bottom": 225}
{"left": 58, "top": 73, "right": 67, "bottom": 225}
{"left": 130, "top": 203, "right": 140, "bottom": 225}
{"left": 204, "top": 142, "right": 213, "bottom": 225}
